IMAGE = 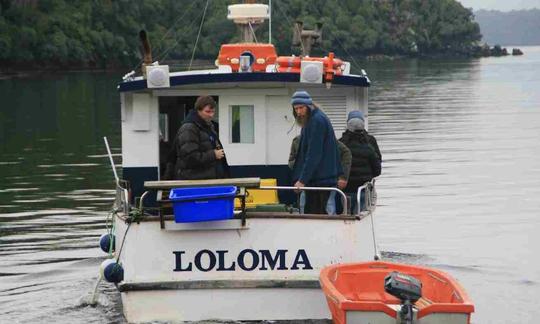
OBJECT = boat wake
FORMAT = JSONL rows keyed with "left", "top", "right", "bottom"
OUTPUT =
{"left": 76, "top": 290, "right": 110, "bottom": 308}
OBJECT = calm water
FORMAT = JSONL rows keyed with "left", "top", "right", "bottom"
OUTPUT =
{"left": 1, "top": 47, "right": 539, "bottom": 323}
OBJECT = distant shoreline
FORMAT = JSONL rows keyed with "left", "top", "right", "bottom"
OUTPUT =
{"left": 474, "top": 8, "right": 540, "bottom": 46}
{"left": 2, "top": 47, "right": 536, "bottom": 75}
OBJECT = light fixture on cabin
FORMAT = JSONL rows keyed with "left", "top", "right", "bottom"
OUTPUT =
{"left": 342, "top": 62, "right": 351, "bottom": 74}
{"left": 146, "top": 65, "right": 170, "bottom": 88}
{"left": 300, "top": 61, "right": 323, "bottom": 83}
{"left": 239, "top": 55, "right": 252, "bottom": 73}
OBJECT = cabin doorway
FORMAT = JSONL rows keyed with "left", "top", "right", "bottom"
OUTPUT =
{"left": 158, "top": 96, "right": 219, "bottom": 179}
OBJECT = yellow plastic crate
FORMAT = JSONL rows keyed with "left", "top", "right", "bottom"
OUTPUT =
{"left": 235, "top": 178, "right": 278, "bottom": 208}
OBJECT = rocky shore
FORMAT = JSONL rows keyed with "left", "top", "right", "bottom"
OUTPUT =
{"left": 476, "top": 44, "right": 524, "bottom": 57}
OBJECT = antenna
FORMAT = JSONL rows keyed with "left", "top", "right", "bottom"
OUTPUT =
{"left": 139, "top": 30, "right": 152, "bottom": 77}
{"left": 269, "top": 0, "right": 272, "bottom": 44}
{"left": 292, "top": 21, "right": 323, "bottom": 56}
{"left": 228, "top": 3, "right": 269, "bottom": 43}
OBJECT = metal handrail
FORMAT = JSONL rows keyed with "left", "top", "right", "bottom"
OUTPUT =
{"left": 115, "top": 180, "right": 130, "bottom": 215}
{"left": 356, "top": 178, "right": 377, "bottom": 215}
{"left": 139, "top": 191, "right": 150, "bottom": 210}
{"left": 356, "top": 178, "right": 379, "bottom": 260}
{"left": 259, "top": 186, "right": 348, "bottom": 215}
{"left": 368, "top": 178, "right": 377, "bottom": 211}
{"left": 356, "top": 183, "right": 368, "bottom": 216}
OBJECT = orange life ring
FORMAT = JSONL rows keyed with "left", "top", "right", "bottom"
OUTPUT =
{"left": 275, "top": 53, "right": 344, "bottom": 79}
{"left": 276, "top": 56, "right": 302, "bottom": 68}
{"left": 276, "top": 66, "right": 301, "bottom": 73}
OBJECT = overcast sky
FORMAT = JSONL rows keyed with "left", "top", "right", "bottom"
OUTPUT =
{"left": 458, "top": 0, "right": 540, "bottom": 11}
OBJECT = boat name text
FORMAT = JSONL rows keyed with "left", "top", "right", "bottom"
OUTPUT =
{"left": 173, "top": 249, "right": 313, "bottom": 272}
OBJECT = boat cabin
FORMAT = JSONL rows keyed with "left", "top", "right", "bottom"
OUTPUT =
{"left": 118, "top": 55, "right": 370, "bottom": 207}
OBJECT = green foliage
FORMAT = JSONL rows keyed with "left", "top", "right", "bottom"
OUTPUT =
{"left": 0, "top": 0, "right": 482, "bottom": 69}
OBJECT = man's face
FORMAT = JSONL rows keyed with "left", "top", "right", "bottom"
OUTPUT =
{"left": 198, "top": 104, "right": 215, "bottom": 122}
{"left": 294, "top": 104, "right": 309, "bottom": 121}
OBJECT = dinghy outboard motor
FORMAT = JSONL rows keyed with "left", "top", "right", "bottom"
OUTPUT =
{"left": 384, "top": 271, "right": 422, "bottom": 324}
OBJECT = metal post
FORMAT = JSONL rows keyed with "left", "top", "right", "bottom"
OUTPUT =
{"left": 103, "top": 137, "right": 119, "bottom": 183}
{"left": 356, "top": 183, "right": 368, "bottom": 215}
{"left": 357, "top": 180, "right": 380, "bottom": 260}
{"left": 269, "top": 0, "right": 272, "bottom": 44}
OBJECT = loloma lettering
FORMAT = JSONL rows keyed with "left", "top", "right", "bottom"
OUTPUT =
{"left": 173, "top": 249, "right": 313, "bottom": 272}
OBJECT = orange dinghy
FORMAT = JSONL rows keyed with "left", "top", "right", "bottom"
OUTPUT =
{"left": 319, "top": 262, "right": 474, "bottom": 324}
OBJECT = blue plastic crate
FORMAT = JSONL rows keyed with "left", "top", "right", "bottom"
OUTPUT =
{"left": 169, "top": 186, "right": 237, "bottom": 223}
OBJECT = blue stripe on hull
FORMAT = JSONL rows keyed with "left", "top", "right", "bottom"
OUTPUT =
{"left": 118, "top": 72, "right": 370, "bottom": 92}
{"left": 122, "top": 167, "right": 159, "bottom": 206}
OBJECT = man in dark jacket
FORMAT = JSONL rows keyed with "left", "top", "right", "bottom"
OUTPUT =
{"left": 339, "top": 110, "right": 381, "bottom": 212}
{"left": 171, "top": 95, "right": 229, "bottom": 180}
{"left": 291, "top": 90, "right": 342, "bottom": 214}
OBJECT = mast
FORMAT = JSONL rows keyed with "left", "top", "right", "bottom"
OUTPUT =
{"left": 269, "top": 0, "right": 272, "bottom": 44}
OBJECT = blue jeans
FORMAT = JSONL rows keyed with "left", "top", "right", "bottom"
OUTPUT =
{"left": 348, "top": 191, "right": 365, "bottom": 215}
{"left": 299, "top": 191, "right": 305, "bottom": 214}
{"left": 326, "top": 191, "right": 337, "bottom": 215}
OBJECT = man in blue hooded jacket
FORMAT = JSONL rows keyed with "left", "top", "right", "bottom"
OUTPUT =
{"left": 291, "top": 90, "right": 342, "bottom": 214}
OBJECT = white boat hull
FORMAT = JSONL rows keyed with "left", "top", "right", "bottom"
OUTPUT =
{"left": 115, "top": 214, "right": 377, "bottom": 322}
{"left": 346, "top": 310, "right": 470, "bottom": 324}
{"left": 122, "top": 287, "right": 328, "bottom": 322}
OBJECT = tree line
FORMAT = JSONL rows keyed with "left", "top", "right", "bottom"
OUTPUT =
{"left": 0, "top": 0, "right": 482, "bottom": 69}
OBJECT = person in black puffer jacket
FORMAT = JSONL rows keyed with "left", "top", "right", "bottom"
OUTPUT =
{"left": 169, "top": 95, "right": 230, "bottom": 180}
{"left": 339, "top": 110, "right": 381, "bottom": 212}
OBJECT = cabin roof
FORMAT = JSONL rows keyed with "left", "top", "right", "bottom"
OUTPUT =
{"left": 118, "top": 71, "right": 370, "bottom": 92}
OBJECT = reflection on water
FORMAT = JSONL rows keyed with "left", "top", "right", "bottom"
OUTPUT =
{"left": 367, "top": 48, "right": 540, "bottom": 324}
{"left": 0, "top": 72, "right": 125, "bottom": 323}
{"left": 1, "top": 48, "right": 540, "bottom": 323}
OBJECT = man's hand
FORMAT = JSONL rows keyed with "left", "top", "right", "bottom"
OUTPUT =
{"left": 214, "top": 149, "right": 225, "bottom": 160}
{"left": 294, "top": 181, "right": 305, "bottom": 193}
{"left": 337, "top": 178, "right": 347, "bottom": 190}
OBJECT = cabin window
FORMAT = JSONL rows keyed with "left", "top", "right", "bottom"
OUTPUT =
{"left": 230, "top": 105, "right": 254, "bottom": 143}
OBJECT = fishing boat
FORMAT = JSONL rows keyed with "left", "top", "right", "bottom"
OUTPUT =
{"left": 319, "top": 262, "right": 475, "bottom": 324}
{"left": 104, "top": 2, "right": 380, "bottom": 322}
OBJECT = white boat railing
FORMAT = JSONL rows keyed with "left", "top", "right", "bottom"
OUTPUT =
{"left": 356, "top": 178, "right": 377, "bottom": 216}
{"left": 356, "top": 178, "right": 379, "bottom": 260}
{"left": 117, "top": 181, "right": 380, "bottom": 218}
{"left": 259, "top": 186, "right": 348, "bottom": 216}
{"left": 127, "top": 181, "right": 379, "bottom": 218}
{"left": 115, "top": 180, "right": 130, "bottom": 215}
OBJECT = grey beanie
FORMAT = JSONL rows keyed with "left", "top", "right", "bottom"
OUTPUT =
{"left": 347, "top": 118, "right": 365, "bottom": 131}
{"left": 291, "top": 90, "right": 313, "bottom": 106}
{"left": 347, "top": 110, "right": 365, "bottom": 131}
